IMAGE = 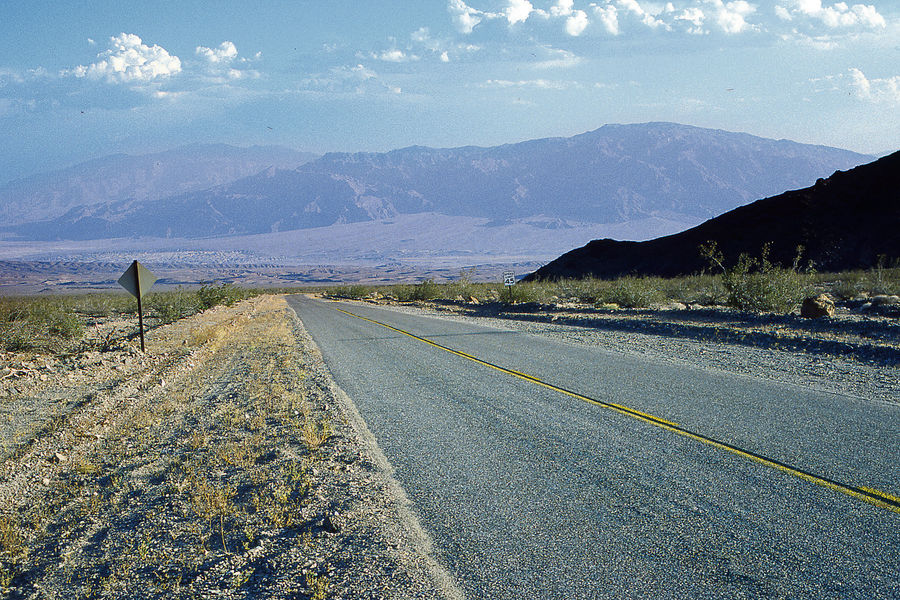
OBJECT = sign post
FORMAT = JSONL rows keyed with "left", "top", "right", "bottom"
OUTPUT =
{"left": 118, "top": 260, "right": 157, "bottom": 352}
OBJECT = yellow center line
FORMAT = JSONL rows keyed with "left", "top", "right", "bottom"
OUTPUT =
{"left": 334, "top": 305, "right": 900, "bottom": 515}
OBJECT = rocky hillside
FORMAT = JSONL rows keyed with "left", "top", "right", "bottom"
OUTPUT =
{"left": 525, "top": 150, "right": 900, "bottom": 280}
{"left": 1, "top": 123, "right": 869, "bottom": 241}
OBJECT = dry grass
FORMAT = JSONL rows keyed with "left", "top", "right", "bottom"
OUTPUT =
{"left": 0, "top": 296, "right": 343, "bottom": 598}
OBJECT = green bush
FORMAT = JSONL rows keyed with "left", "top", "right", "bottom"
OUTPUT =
{"left": 407, "top": 279, "right": 441, "bottom": 301}
{"left": 864, "top": 256, "right": 900, "bottom": 295}
{"left": 502, "top": 283, "right": 541, "bottom": 304}
{"left": 196, "top": 283, "right": 247, "bottom": 310}
{"left": 606, "top": 277, "right": 665, "bottom": 308}
{"left": 145, "top": 287, "right": 201, "bottom": 324}
{"left": 722, "top": 247, "right": 812, "bottom": 313}
{"left": 0, "top": 297, "right": 84, "bottom": 352}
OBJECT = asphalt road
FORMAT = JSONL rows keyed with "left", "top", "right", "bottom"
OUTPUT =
{"left": 287, "top": 295, "right": 900, "bottom": 599}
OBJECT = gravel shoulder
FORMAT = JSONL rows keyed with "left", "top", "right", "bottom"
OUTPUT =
{"left": 0, "top": 295, "right": 461, "bottom": 599}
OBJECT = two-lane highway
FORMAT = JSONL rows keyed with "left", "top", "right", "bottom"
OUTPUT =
{"left": 288, "top": 295, "right": 899, "bottom": 599}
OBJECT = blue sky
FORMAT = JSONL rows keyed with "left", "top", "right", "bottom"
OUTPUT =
{"left": 1, "top": 0, "right": 898, "bottom": 183}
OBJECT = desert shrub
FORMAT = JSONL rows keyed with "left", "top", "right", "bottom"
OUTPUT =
{"left": 196, "top": 283, "right": 248, "bottom": 310}
{"left": 145, "top": 287, "right": 201, "bottom": 324}
{"left": 502, "top": 282, "right": 541, "bottom": 304}
{"left": 406, "top": 279, "right": 441, "bottom": 301}
{"left": 0, "top": 297, "right": 84, "bottom": 352}
{"left": 864, "top": 256, "right": 900, "bottom": 295}
{"left": 72, "top": 293, "right": 135, "bottom": 317}
{"left": 445, "top": 270, "right": 478, "bottom": 300}
{"left": 722, "top": 247, "right": 812, "bottom": 313}
{"left": 345, "top": 285, "right": 373, "bottom": 300}
{"left": 606, "top": 277, "right": 665, "bottom": 308}
{"left": 830, "top": 274, "right": 864, "bottom": 300}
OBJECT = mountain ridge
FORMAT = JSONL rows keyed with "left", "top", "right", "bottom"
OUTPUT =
{"left": 0, "top": 144, "right": 318, "bottom": 226}
{"left": 0, "top": 124, "right": 872, "bottom": 257}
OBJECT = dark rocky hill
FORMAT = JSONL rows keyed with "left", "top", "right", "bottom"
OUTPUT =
{"left": 525, "top": 151, "right": 900, "bottom": 280}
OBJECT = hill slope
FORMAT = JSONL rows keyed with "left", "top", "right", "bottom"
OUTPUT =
{"left": 525, "top": 151, "right": 900, "bottom": 280}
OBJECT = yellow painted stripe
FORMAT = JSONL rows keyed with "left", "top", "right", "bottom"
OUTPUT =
{"left": 334, "top": 305, "right": 900, "bottom": 514}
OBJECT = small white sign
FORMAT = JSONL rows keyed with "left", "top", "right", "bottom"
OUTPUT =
{"left": 503, "top": 271, "right": 516, "bottom": 287}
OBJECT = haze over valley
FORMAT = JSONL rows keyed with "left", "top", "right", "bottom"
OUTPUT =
{"left": 0, "top": 123, "right": 872, "bottom": 291}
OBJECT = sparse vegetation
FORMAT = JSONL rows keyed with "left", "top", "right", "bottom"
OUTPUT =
{"left": 0, "top": 296, "right": 351, "bottom": 598}
{"left": 0, "top": 285, "right": 264, "bottom": 353}
{"left": 323, "top": 246, "right": 900, "bottom": 316}
{"left": 701, "top": 241, "right": 815, "bottom": 313}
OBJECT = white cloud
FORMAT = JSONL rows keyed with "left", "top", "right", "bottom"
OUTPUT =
{"left": 709, "top": 0, "right": 757, "bottom": 34}
{"left": 532, "top": 47, "right": 582, "bottom": 69}
{"left": 617, "top": 0, "right": 670, "bottom": 29}
{"left": 849, "top": 67, "right": 900, "bottom": 103}
{"left": 68, "top": 33, "right": 181, "bottom": 83}
{"left": 373, "top": 49, "right": 419, "bottom": 62}
{"left": 551, "top": 0, "right": 575, "bottom": 17}
{"left": 780, "top": 0, "right": 886, "bottom": 29}
{"left": 593, "top": 5, "right": 620, "bottom": 34}
{"left": 196, "top": 41, "right": 238, "bottom": 63}
{"left": 676, "top": 7, "right": 707, "bottom": 34}
{"left": 566, "top": 10, "right": 590, "bottom": 35}
{"left": 441, "top": 51, "right": 451, "bottom": 62}
{"left": 506, "top": 0, "right": 534, "bottom": 24}
{"left": 482, "top": 78, "right": 574, "bottom": 89}
{"left": 448, "top": 0, "right": 486, "bottom": 33}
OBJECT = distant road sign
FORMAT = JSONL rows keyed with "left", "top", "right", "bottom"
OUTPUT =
{"left": 118, "top": 260, "right": 157, "bottom": 352}
{"left": 118, "top": 260, "right": 157, "bottom": 299}
{"left": 503, "top": 271, "right": 516, "bottom": 287}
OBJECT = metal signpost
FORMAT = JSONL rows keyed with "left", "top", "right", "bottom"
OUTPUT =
{"left": 118, "top": 260, "right": 157, "bottom": 352}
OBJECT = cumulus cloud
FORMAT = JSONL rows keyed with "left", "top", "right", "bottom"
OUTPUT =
{"left": 548, "top": 0, "right": 590, "bottom": 35}
{"left": 551, "top": 0, "right": 575, "bottom": 17}
{"left": 196, "top": 41, "right": 238, "bottom": 63}
{"left": 676, "top": 7, "right": 707, "bottom": 34}
{"left": 593, "top": 5, "right": 620, "bottom": 34}
{"left": 67, "top": 33, "right": 181, "bottom": 83}
{"left": 849, "top": 67, "right": 900, "bottom": 103}
{"left": 506, "top": 0, "right": 534, "bottom": 24}
{"left": 779, "top": 0, "right": 886, "bottom": 28}
{"left": 710, "top": 0, "right": 757, "bottom": 34}
{"left": 449, "top": 0, "right": 486, "bottom": 33}
{"left": 617, "top": 0, "right": 670, "bottom": 30}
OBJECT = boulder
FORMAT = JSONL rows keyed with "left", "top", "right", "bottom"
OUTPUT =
{"left": 801, "top": 294, "right": 835, "bottom": 318}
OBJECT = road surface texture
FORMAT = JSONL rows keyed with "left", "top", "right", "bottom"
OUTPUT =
{"left": 287, "top": 295, "right": 899, "bottom": 599}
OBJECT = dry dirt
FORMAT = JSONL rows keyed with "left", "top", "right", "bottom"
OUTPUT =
{"left": 0, "top": 295, "right": 461, "bottom": 599}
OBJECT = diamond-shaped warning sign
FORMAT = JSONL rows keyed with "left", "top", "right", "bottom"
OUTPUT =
{"left": 118, "top": 260, "right": 157, "bottom": 299}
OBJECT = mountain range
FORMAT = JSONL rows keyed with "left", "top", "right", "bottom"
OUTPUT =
{"left": 526, "top": 150, "right": 900, "bottom": 281}
{"left": 0, "top": 144, "right": 317, "bottom": 227}
{"left": 1, "top": 123, "right": 870, "bottom": 250}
